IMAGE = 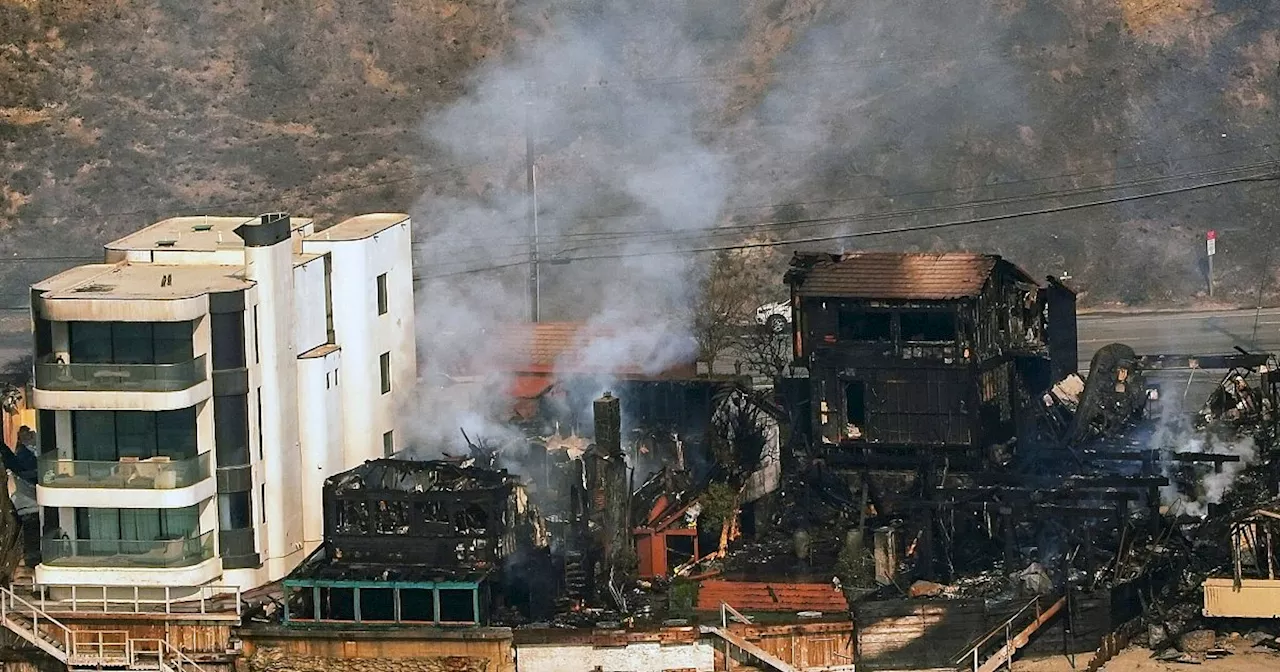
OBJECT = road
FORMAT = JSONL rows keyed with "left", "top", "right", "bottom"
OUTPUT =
{"left": 1077, "top": 307, "right": 1280, "bottom": 368}
{"left": 1078, "top": 307, "right": 1280, "bottom": 407}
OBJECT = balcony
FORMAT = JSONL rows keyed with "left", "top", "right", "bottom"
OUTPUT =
{"left": 32, "top": 356, "right": 211, "bottom": 411}
{"left": 41, "top": 530, "right": 215, "bottom": 569}
{"left": 36, "top": 454, "right": 216, "bottom": 509}
{"left": 38, "top": 454, "right": 210, "bottom": 490}
{"left": 34, "top": 356, "right": 207, "bottom": 392}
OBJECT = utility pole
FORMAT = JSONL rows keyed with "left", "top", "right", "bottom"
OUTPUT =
{"left": 525, "top": 81, "right": 540, "bottom": 322}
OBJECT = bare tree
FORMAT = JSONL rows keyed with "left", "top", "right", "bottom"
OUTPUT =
{"left": 690, "top": 251, "right": 758, "bottom": 373}
{"left": 739, "top": 324, "right": 793, "bottom": 380}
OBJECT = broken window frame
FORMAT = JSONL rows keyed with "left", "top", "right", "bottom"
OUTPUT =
{"left": 899, "top": 310, "right": 958, "bottom": 343}
{"left": 836, "top": 308, "right": 893, "bottom": 342}
{"left": 282, "top": 579, "right": 482, "bottom": 625}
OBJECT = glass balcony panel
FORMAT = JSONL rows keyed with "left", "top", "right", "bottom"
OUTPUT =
{"left": 41, "top": 530, "right": 215, "bottom": 568}
{"left": 34, "top": 356, "right": 206, "bottom": 392}
{"left": 37, "top": 453, "right": 211, "bottom": 490}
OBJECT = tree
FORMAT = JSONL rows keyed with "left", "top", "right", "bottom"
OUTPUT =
{"left": 690, "top": 250, "right": 759, "bottom": 373}
{"left": 738, "top": 324, "right": 793, "bottom": 380}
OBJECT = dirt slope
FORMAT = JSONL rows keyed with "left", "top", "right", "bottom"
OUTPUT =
{"left": 0, "top": 1, "right": 1277, "bottom": 310}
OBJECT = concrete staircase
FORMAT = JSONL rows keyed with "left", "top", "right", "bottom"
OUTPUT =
{"left": 0, "top": 585, "right": 205, "bottom": 671}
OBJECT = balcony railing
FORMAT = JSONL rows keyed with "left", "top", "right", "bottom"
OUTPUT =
{"left": 41, "top": 531, "right": 215, "bottom": 569}
{"left": 38, "top": 453, "right": 210, "bottom": 490}
{"left": 34, "top": 356, "right": 207, "bottom": 393}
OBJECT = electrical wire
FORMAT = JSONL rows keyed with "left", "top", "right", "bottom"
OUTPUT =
{"left": 413, "top": 172, "right": 1280, "bottom": 279}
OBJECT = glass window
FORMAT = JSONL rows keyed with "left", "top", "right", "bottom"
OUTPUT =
{"left": 252, "top": 307, "right": 260, "bottom": 364}
{"left": 114, "top": 412, "right": 157, "bottom": 459}
{"left": 72, "top": 410, "right": 196, "bottom": 461}
{"left": 380, "top": 353, "right": 391, "bottom": 394}
{"left": 68, "top": 323, "right": 112, "bottom": 363}
{"left": 383, "top": 431, "right": 394, "bottom": 457}
{"left": 218, "top": 492, "right": 253, "bottom": 530}
{"left": 901, "top": 312, "right": 957, "bottom": 342}
{"left": 72, "top": 411, "right": 117, "bottom": 461}
{"left": 156, "top": 408, "right": 197, "bottom": 459}
{"left": 214, "top": 395, "right": 250, "bottom": 466}
{"left": 837, "top": 311, "right": 892, "bottom": 341}
{"left": 376, "top": 273, "right": 388, "bottom": 315}
{"left": 67, "top": 321, "right": 193, "bottom": 364}
{"left": 152, "top": 322, "right": 194, "bottom": 364}
{"left": 211, "top": 313, "right": 246, "bottom": 369}
{"left": 75, "top": 506, "right": 197, "bottom": 541}
{"left": 111, "top": 323, "right": 153, "bottom": 364}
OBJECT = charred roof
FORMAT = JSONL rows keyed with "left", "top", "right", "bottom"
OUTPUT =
{"left": 785, "top": 251, "right": 1037, "bottom": 300}
{"left": 325, "top": 458, "right": 518, "bottom": 496}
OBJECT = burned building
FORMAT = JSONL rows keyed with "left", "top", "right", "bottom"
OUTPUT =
{"left": 785, "top": 251, "right": 1076, "bottom": 466}
{"left": 282, "top": 459, "right": 547, "bottom": 626}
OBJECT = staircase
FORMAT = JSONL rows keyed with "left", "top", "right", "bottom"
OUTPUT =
{"left": 0, "top": 585, "right": 206, "bottom": 671}
{"left": 953, "top": 594, "right": 1067, "bottom": 672}
{"left": 699, "top": 602, "right": 799, "bottom": 672}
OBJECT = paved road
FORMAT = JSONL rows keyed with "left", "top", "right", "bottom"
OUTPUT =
{"left": 1076, "top": 307, "right": 1280, "bottom": 408}
{"left": 1077, "top": 307, "right": 1280, "bottom": 367}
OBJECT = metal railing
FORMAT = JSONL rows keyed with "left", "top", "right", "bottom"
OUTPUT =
{"left": 953, "top": 594, "right": 1065, "bottom": 672}
{"left": 34, "top": 355, "right": 207, "bottom": 392}
{"left": 71, "top": 630, "right": 129, "bottom": 664}
{"left": 129, "top": 637, "right": 207, "bottom": 672}
{"left": 30, "top": 583, "right": 242, "bottom": 616}
{"left": 0, "top": 585, "right": 75, "bottom": 661}
{"left": 41, "top": 530, "right": 216, "bottom": 568}
{"left": 38, "top": 453, "right": 210, "bottom": 490}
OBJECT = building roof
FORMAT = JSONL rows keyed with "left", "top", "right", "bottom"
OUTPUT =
{"left": 285, "top": 547, "right": 491, "bottom": 585}
{"left": 785, "top": 251, "right": 1036, "bottom": 300}
{"left": 32, "top": 263, "right": 253, "bottom": 300}
{"left": 105, "top": 215, "right": 314, "bottom": 253}
{"left": 491, "top": 322, "right": 697, "bottom": 376}
{"left": 696, "top": 580, "right": 849, "bottom": 613}
{"left": 325, "top": 459, "right": 518, "bottom": 496}
{"left": 310, "top": 213, "right": 409, "bottom": 242}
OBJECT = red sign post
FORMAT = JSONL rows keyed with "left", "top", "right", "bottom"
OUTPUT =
{"left": 1206, "top": 230, "right": 1217, "bottom": 296}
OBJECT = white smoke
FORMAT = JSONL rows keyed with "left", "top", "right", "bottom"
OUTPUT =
{"left": 403, "top": 2, "right": 1029, "bottom": 450}
{"left": 1153, "top": 390, "right": 1259, "bottom": 518}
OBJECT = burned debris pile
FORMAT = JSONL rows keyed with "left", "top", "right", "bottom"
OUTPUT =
{"left": 268, "top": 250, "right": 1279, "bottom": 669}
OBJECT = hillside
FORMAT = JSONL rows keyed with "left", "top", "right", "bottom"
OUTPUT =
{"left": 1, "top": 0, "right": 1277, "bottom": 317}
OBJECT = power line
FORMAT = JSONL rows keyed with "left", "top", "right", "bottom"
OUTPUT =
{"left": 412, "top": 172, "right": 1280, "bottom": 279}
{"left": 412, "top": 158, "right": 1279, "bottom": 266}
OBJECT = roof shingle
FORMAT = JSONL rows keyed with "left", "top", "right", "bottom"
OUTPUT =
{"left": 787, "top": 252, "right": 1031, "bottom": 300}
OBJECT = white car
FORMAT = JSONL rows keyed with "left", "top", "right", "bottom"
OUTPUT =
{"left": 755, "top": 301, "right": 792, "bottom": 333}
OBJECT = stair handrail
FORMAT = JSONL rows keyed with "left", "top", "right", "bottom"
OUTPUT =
{"left": 0, "top": 584, "right": 75, "bottom": 658}
{"left": 950, "top": 594, "right": 1045, "bottom": 668}
{"left": 129, "top": 637, "right": 207, "bottom": 672}
{"left": 720, "top": 601, "right": 753, "bottom": 628}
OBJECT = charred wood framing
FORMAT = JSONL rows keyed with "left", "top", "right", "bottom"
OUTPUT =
{"left": 785, "top": 252, "right": 1069, "bottom": 466}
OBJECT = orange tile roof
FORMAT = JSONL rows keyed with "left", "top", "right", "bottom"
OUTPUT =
{"left": 696, "top": 580, "right": 849, "bottom": 613}
{"left": 491, "top": 321, "right": 696, "bottom": 376}
{"left": 787, "top": 252, "right": 1035, "bottom": 300}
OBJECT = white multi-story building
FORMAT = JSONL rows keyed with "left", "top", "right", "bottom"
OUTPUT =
{"left": 27, "top": 213, "right": 416, "bottom": 592}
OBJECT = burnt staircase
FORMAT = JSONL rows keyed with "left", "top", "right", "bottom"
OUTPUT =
{"left": 0, "top": 585, "right": 206, "bottom": 671}
{"left": 952, "top": 593, "right": 1067, "bottom": 672}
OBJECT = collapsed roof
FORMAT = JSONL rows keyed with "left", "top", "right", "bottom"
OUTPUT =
{"left": 325, "top": 459, "right": 518, "bottom": 496}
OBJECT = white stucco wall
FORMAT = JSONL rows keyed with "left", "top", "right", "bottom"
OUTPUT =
{"left": 296, "top": 348, "right": 344, "bottom": 547}
{"left": 514, "top": 641, "right": 714, "bottom": 672}
{"left": 243, "top": 234, "right": 305, "bottom": 581}
{"left": 302, "top": 218, "right": 416, "bottom": 467}
{"left": 292, "top": 256, "right": 329, "bottom": 355}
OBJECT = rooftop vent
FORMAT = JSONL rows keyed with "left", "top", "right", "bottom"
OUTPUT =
{"left": 192, "top": 223, "right": 213, "bottom": 232}
{"left": 73, "top": 284, "right": 114, "bottom": 293}
{"left": 156, "top": 239, "right": 177, "bottom": 247}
